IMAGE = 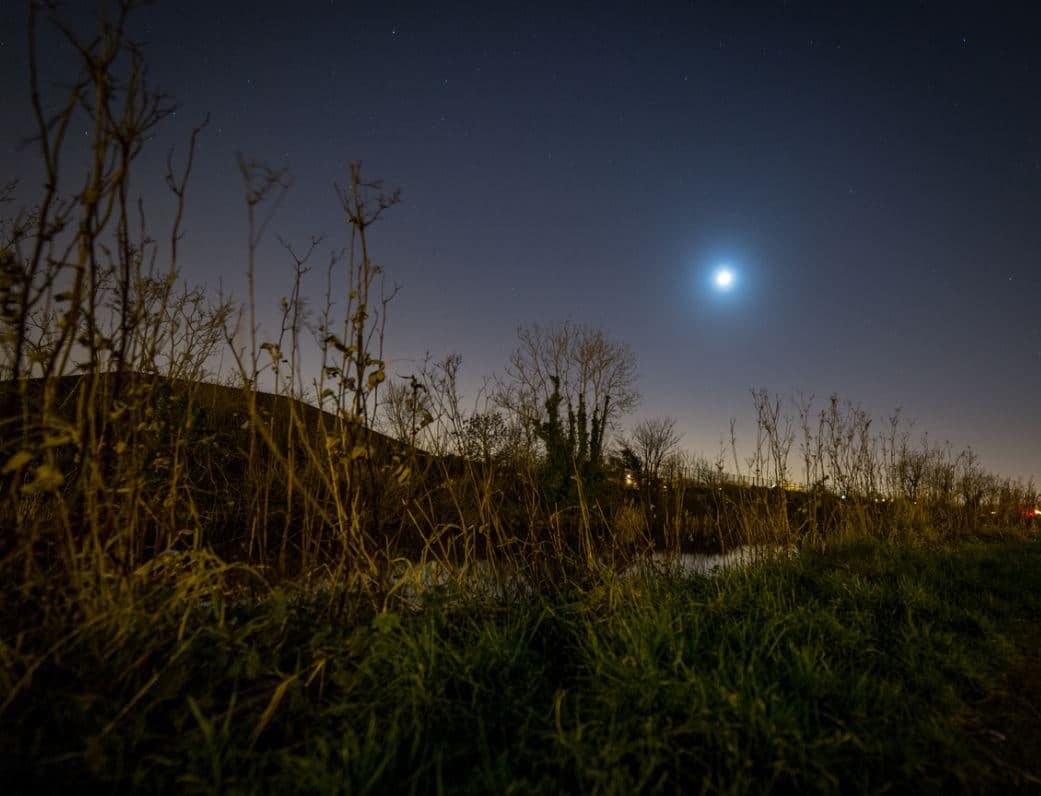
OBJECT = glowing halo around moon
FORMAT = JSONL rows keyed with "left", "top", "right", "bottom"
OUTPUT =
{"left": 713, "top": 267, "right": 735, "bottom": 290}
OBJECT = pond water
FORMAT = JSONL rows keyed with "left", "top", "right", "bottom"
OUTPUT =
{"left": 623, "top": 545, "right": 797, "bottom": 578}
{"left": 386, "top": 545, "right": 797, "bottom": 603}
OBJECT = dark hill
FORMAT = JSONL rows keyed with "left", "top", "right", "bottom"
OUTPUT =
{"left": 1, "top": 373, "right": 441, "bottom": 572}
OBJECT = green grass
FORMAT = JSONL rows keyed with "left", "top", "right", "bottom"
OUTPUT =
{"left": 3, "top": 533, "right": 1041, "bottom": 794}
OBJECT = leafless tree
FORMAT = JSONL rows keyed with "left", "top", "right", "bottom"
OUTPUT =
{"left": 380, "top": 375, "right": 433, "bottom": 447}
{"left": 497, "top": 320, "right": 639, "bottom": 438}
{"left": 896, "top": 440, "right": 930, "bottom": 502}
{"left": 745, "top": 389, "right": 793, "bottom": 487}
{"left": 626, "top": 416, "right": 683, "bottom": 484}
{"left": 456, "top": 410, "right": 510, "bottom": 464}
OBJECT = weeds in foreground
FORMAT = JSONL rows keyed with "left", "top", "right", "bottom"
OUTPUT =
{"left": 3, "top": 535, "right": 1041, "bottom": 793}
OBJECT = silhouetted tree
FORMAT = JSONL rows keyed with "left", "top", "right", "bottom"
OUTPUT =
{"left": 626, "top": 417, "right": 683, "bottom": 487}
{"left": 499, "top": 321, "right": 636, "bottom": 504}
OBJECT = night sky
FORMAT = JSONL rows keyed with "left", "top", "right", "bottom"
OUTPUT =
{"left": 2, "top": 1, "right": 1039, "bottom": 483}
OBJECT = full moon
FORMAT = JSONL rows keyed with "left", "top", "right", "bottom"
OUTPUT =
{"left": 714, "top": 268, "right": 734, "bottom": 289}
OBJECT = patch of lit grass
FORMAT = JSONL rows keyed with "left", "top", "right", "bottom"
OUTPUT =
{"left": 3, "top": 535, "right": 1041, "bottom": 793}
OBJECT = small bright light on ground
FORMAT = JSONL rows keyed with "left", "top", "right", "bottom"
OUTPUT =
{"left": 714, "top": 268, "right": 734, "bottom": 289}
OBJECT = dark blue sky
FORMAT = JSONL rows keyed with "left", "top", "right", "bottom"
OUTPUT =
{"left": 2, "top": 1, "right": 1039, "bottom": 482}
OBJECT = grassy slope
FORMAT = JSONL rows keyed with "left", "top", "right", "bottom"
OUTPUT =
{"left": 3, "top": 534, "right": 1040, "bottom": 794}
